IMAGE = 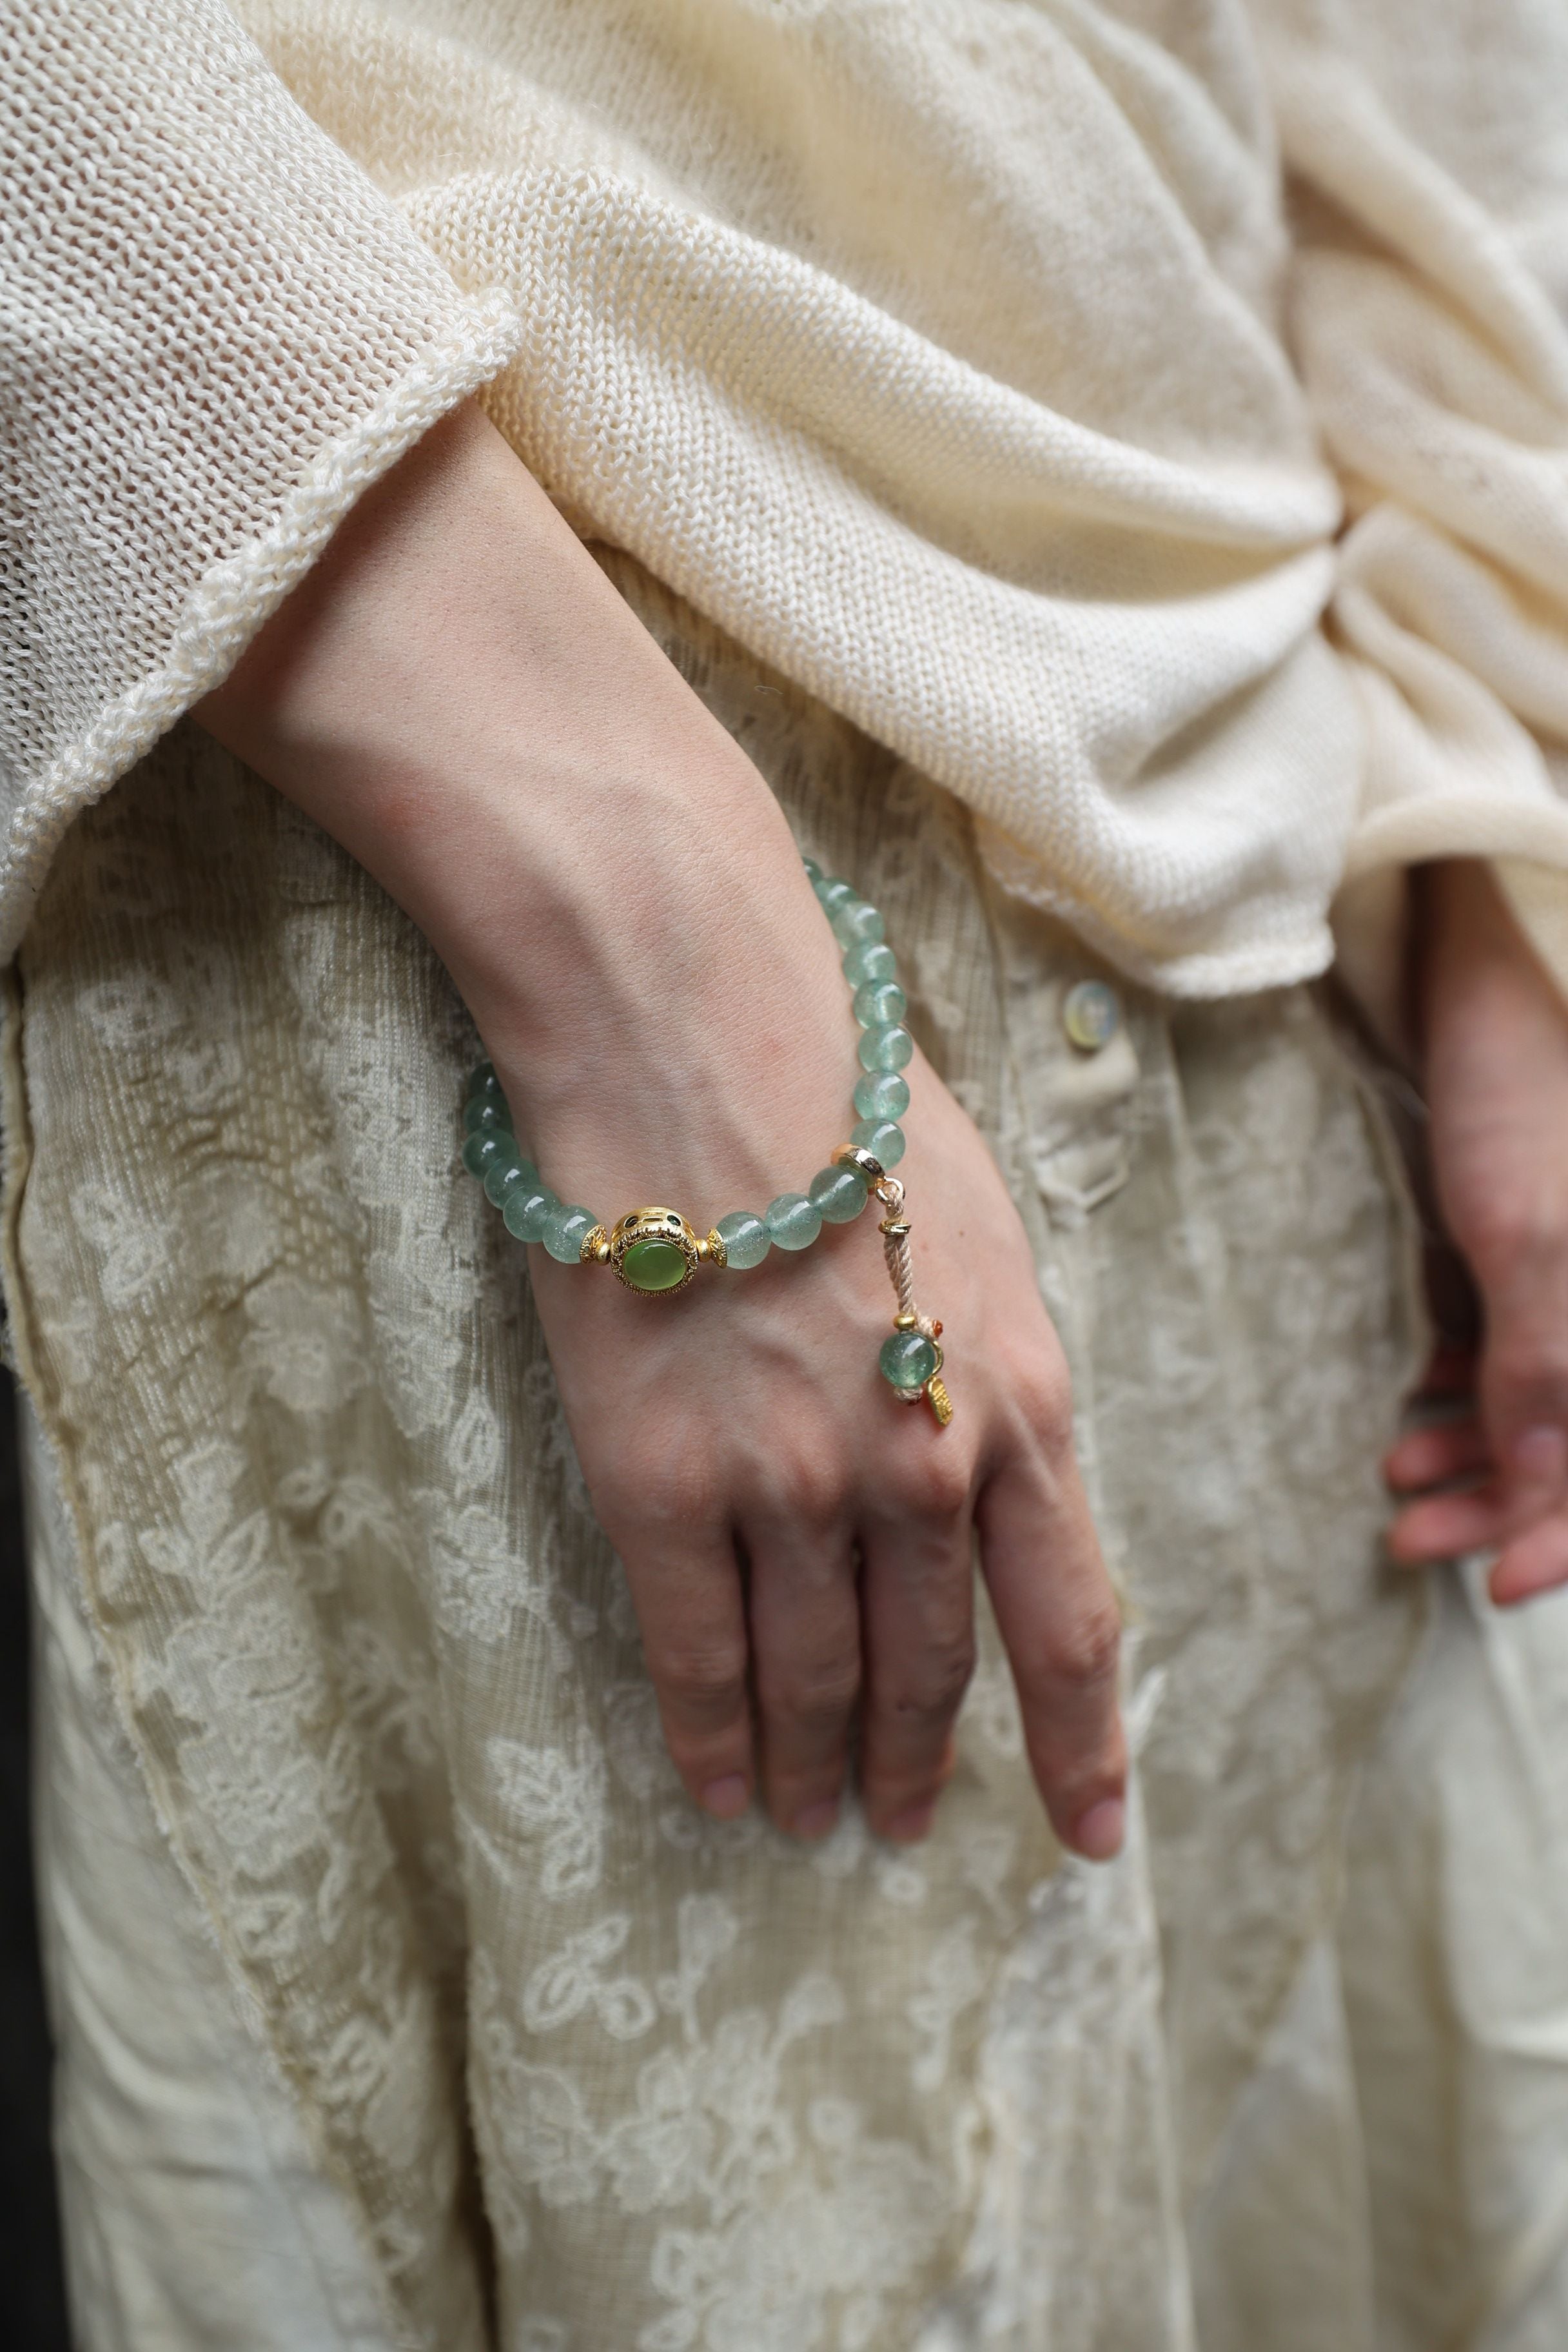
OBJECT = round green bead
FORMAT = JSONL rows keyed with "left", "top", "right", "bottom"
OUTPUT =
{"left": 462, "top": 1130, "right": 508, "bottom": 1179}
{"left": 843, "top": 939, "right": 897, "bottom": 988}
{"left": 853, "top": 979, "right": 906, "bottom": 1028}
{"left": 808, "top": 1164, "right": 868, "bottom": 1224}
{"left": 815, "top": 876, "right": 858, "bottom": 916}
{"left": 858, "top": 1022, "right": 913, "bottom": 1073}
{"left": 463, "top": 1095, "right": 512, "bottom": 1136}
{"left": 467, "top": 1059, "right": 501, "bottom": 1098}
{"left": 801, "top": 856, "right": 823, "bottom": 885}
{"left": 854, "top": 1069, "right": 911, "bottom": 1122}
{"left": 879, "top": 1329, "right": 937, "bottom": 1391}
{"left": 850, "top": 1117, "right": 905, "bottom": 1170}
{"left": 621, "top": 1235, "right": 690, "bottom": 1292}
{"left": 542, "top": 1203, "right": 598, "bottom": 1264}
{"left": 715, "top": 1210, "right": 770, "bottom": 1269}
{"left": 502, "top": 1182, "right": 555, "bottom": 1242}
{"left": 831, "top": 899, "right": 886, "bottom": 950}
{"left": 765, "top": 1191, "right": 822, "bottom": 1251}
{"left": 484, "top": 1149, "right": 537, "bottom": 1207}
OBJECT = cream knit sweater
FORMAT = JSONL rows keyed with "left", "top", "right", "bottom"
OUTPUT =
{"left": 6, "top": 0, "right": 1568, "bottom": 1006}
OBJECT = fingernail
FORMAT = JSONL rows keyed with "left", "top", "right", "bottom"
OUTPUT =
{"left": 884, "top": 1800, "right": 936, "bottom": 1844}
{"left": 1511, "top": 1426, "right": 1567, "bottom": 1486}
{"left": 792, "top": 1798, "right": 840, "bottom": 1841}
{"left": 700, "top": 1774, "right": 750, "bottom": 1821}
{"left": 1071, "top": 1798, "right": 1126, "bottom": 1861}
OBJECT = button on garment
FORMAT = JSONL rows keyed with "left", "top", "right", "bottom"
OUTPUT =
{"left": 1063, "top": 979, "right": 1122, "bottom": 1053}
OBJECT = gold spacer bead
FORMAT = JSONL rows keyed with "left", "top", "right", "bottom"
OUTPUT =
{"left": 579, "top": 1224, "right": 611, "bottom": 1264}
{"left": 893, "top": 1310, "right": 917, "bottom": 1331}
{"left": 703, "top": 1228, "right": 728, "bottom": 1268}
{"left": 832, "top": 1141, "right": 885, "bottom": 1184}
{"left": 880, "top": 1217, "right": 912, "bottom": 1240}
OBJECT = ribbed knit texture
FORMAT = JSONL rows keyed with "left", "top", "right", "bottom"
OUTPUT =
{"left": 5, "top": 0, "right": 1568, "bottom": 999}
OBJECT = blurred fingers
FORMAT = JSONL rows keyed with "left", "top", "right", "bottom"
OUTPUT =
{"left": 614, "top": 1512, "right": 755, "bottom": 1820}
{"left": 745, "top": 1515, "right": 862, "bottom": 1840}
{"left": 858, "top": 1460, "right": 977, "bottom": 1841}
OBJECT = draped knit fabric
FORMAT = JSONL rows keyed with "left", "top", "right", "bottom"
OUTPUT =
{"left": 6, "top": 0, "right": 1568, "bottom": 1006}
{"left": 10, "top": 6, "right": 1568, "bottom": 2350}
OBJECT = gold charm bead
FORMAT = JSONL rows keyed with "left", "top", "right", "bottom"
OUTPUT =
{"left": 607, "top": 1207, "right": 703, "bottom": 1296}
{"left": 578, "top": 1223, "right": 611, "bottom": 1265}
{"left": 926, "top": 1375, "right": 954, "bottom": 1426}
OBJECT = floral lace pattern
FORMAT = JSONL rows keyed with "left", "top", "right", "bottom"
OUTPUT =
{"left": 8, "top": 556, "right": 1425, "bottom": 2349}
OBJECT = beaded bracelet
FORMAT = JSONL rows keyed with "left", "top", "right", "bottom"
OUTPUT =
{"left": 460, "top": 858, "right": 952, "bottom": 1424}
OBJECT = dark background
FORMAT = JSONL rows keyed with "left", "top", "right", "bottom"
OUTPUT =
{"left": 0, "top": 1368, "right": 72, "bottom": 2347}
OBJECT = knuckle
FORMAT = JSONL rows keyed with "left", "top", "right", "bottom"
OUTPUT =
{"left": 602, "top": 1454, "right": 721, "bottom": 1544}
{"left": 903, "top": 1446, "right": 976, "bottom": 1524}
{"left": 653, "top": 1640, "right": 749, "bottom": 1718}
{"left": 1037, "top": 1598, "right": 1122, "bottom": 1695}
{"left": 745, "top": 1444, "right": 853, "bottom": 1530}
{"left": 763, "top": 1656, "right": 861, "bottom": 1725}
{"left": 887, "top": 1635, "right": 976, "bottom": 1724}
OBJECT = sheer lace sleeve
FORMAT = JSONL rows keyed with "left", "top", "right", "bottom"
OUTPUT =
{"left": 0, "top": 0, "right": 519, "bottom": 956}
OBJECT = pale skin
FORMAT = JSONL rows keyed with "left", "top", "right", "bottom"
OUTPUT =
{"left": 196, "top": 404, "right": 1568, "bottom": 1859}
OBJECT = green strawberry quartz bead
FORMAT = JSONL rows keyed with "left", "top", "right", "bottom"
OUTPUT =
{"left": 808, "top": 1164, "right": 868, "bottom": 1224}
{"left": 714, "top": 1210, "right": 770, "bottom": 1269}
{"left": 484, "top": 1147, "right": 536, "bottom": 1207}
{"left": 542, "top": 1202, "right": 600, "bottom": 1263}
{"left": 843, "top": 939, "right": 897, "bottom": 989}
{"left": 815, "top": 877, "right": 858, "bottom": 917}
{"left": 503, "top": 1181, "right": 556, "bottom": 1242}
{"left": 854, "top": 1069, "right": 910, "bottom": 1122}
{"left": 850, "top": 1117, "right": 905, "bottom": 1169}
{"left": 859, "top": 1022, "right": 914, "bottom": 1073}
{"left": 880, "top": 1329, "right": 938, "bottom": 1391}
{"left": 463, "top": 1094, "right": 512, "bottom": 1135}
{"left": 831, "top": 898, "right": 885, "bottom": 950}
{"left": 853, "top": 979, "right": 906, "bottom": 1028}
{"left": 766, "top": 1191, "right": 822, "bottom": 1250}
{"left": 462, "top": 1130, "right": 511, "bottom": 1180}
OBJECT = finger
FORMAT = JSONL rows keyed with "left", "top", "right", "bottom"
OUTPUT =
{"left": 976, "top": 1427, "right": 1126, "bottom": 1862}
{"left": 617, "top": 1523, "right": 755, "bottom": 1820}
{"left": 1384, "top": 1416, "right": 1490, "bottom": 1492}
{"left": 746, "top": 1520, "right": 861, "bottom": 1841}
{"left": 1386, "top": 1482, "right": 1507, "bottom": 1564}
{"left": 1478, "top": 1273, "right": 1568, "bottom": 1520}
{"left": 859, "top": 1483, "right": 977, "bottom": 1843}
{"left": 1492, "top": 1510, "right": 1568, "bottom": 1606}
{"left": 1413, "top": 1341, "right": 1479, "bottom": 1402}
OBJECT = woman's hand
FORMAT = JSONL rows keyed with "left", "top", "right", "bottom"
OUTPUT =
{"left": 197, "top": 402, "right": 1127, "bottom": 1856}
{"left": 1385, "top": 859, "right": 1568, "bottom": 1603}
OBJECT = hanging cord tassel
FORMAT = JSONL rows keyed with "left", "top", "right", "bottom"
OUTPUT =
{"left": 874, "top": 1176, "right": 952, "bottom": 1424}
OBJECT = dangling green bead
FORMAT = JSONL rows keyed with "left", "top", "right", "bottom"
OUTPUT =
{"left": 853, "top": 980, "right": 906, "bottom": 1028}
{"left": 858, "top": 1022, "right": 913, "bottom": 1073}
{"left": 484, "top": 1149, "right": 536, "bottom": 1207}
{"left": 843, "top": 939, "right": 897, "bottom": 988}
{"left": 462, "top": 1130, "right": 509, "bottom": 1179}
{"left": 879, "top": 1329, "right": 937, "bottom": 1391}
{"left": 850, "top": 1117, "right": 905, "bottom": 1169}
{"left": 831, "top": 899, "right": 885, "bottom": 950}
{"left": 854, "top": 1069, "right": 910, "bottom": 1122}
{"left": 807, "top": 1164, "right": 868, "bottom": 1224}
{"left": 542, "top": 1203, "right": 599, "bottom": 1263}
{"left": 714, "top": 1210, "right": 770, "bottom": 1268}
{"left": 503, "top": 1181, "right": 555, "bottom": 1242}
{"left": 765, "top": 1191, "right": 822, "bottom": 1250}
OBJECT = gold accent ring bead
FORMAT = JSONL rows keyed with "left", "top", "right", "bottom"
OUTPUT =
{"left": 579, "top": 1224, "right": 611, "bottom": 1264}
{"left": 703, "top": 1228, "right": 729, "bottom": 1268}
{"left": 893, "top": 1310, "right": 918, "bottom": 1331}
{"left": 831, "top": 1141, "right": 886, "bottom": 1184}
{"left": 880, "top": 1217, "right": 912, "bottom": 1240}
